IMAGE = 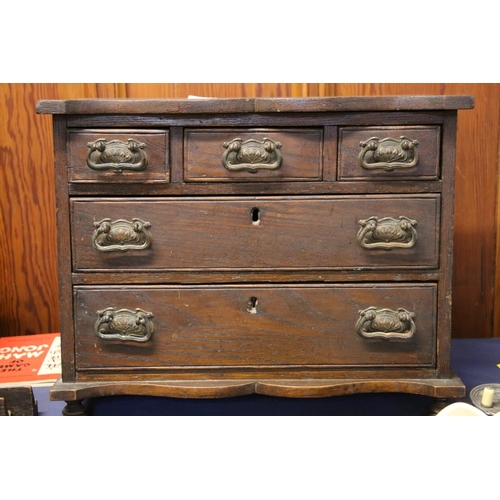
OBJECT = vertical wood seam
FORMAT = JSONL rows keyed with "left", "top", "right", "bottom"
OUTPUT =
{"left": 53, "top": 115, "right": 76, "bottom": 380}
{"left": 170, "top": 127, "right": 184, "bottom": 183}
{"left": 437, "top": 111, "right": 457, "bottom": 369}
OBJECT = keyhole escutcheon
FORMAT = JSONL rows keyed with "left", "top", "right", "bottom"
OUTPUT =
{"left": 247, "top": 296, "right": 259, "bottom": 314}
{"left": 251, "top": 207, "right": 261, "bottom": 226}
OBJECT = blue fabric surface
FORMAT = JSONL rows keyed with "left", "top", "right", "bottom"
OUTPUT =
{"left": 33, "top": 338, "right": 500, "bottom": 416}
{"left": 449, "top": 338, "right": 500, "bottom": 400}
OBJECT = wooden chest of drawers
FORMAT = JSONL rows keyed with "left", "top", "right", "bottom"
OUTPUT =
{"left": 37, "top": 95, "right": 474, "bottom": 415}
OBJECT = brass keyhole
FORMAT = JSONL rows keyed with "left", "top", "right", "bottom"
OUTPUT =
{"left": 247, "top": 296, "right": 259, "bottom": 314}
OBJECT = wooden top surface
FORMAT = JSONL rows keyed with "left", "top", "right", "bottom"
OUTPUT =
{"left": 36, "top": 95, "right": 475, "bottom": 115}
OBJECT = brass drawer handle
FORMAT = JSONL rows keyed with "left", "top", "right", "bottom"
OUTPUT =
{"left": 95, "top": 307, "right": 154, "bottom": 342}
{"left": 222, "top": 137, "right": 282, "bottom": 173}
{"left": 92, "top": 218, "right": 152, "bottom": 252}
{"left": 356, "top": 307, "right": 416, "bottom": 340}
{"left": 357, "top": 216, "right": 417, "bottom": 250}
{"left": 358, "top": 136, "right": 419, "bottom": 171}
{"left": 86, "top": 138, "right": 148, "bottom": 172}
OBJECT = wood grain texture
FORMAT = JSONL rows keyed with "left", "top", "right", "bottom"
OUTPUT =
{"left": 68, "top": 129, "right": 169, "bottom": 183}
{"left": 338, "top": 125, "right": 441, "bottom": 180}
{"left": 1, "top": 83, "right": 499, "bottom": 340}
{"left": 49, "top": 376, "right": 466, "bottom": 401}
{"left": 184, "top": 128, "right": 322, "bottom": 181}
{"left": 36, "top": 95, "right": 474, "bottom": 115}
{"left": 64, "top": 111, "right": 446, "bottom": 129}
{"left": 0, "top": 84, "right": 59, "bottom": 336}
{"left": 70, "top": 196, "right": 440, "bottom": 271}
{"left": 73, "top": 284, "right": 437, "bottom": 369}
{"left": 124, "top": 83, "right": 333, "bottom": 99}
{"left": 0, "top": 84, "right": 121, "bottom": 336}
{"left": 335, "top": 84, "right": 500, "bottom": 338}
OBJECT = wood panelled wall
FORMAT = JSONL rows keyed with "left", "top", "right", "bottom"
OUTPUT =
{"left": 1, "top": 83, "right": 499, "bottom": 338}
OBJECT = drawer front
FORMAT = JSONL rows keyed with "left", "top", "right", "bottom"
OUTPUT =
{"left": 68, "top": 129, "right": 169, "bottom": 183}
{"left": 338, "top": 126, "right": 440, "bottom": 180}
{"left": 71, "top": 195, "right": 440, "bottom": 271}
{"left": 184, "top": 128, "right": 323, "bottom": 181}
{"left": 74, "top": 284, "right": 437, "bottom": 370}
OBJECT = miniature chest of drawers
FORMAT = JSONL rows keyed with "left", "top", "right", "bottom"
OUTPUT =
{"left": 37, "top": 95, "right": 474, "bottom": 415}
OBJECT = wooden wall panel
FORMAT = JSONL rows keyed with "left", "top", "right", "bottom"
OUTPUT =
{"left": 124, "top": 83, "right": 334, "bottom": 98}
{"left": 0, "top": 83, "right": 121, "bottom": 336}
{"left": 1, "top": 83, "right": 499, "bottom": 338}
{"left": 448, "top": 84, "right": 500, "bottom": 339}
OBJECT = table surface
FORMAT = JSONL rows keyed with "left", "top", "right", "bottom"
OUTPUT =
{"left": 32, "top": 338, "right": 500, "bottom": 416}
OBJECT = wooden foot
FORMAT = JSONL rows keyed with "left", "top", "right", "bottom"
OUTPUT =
{"left": 428, "top": 398, "right": 452, "bottom": 415}
{"left": 62, "top": 400, "right": 87, "bottom": 416}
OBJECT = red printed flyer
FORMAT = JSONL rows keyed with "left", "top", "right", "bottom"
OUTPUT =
{"left": 0, "top": 333, "right": 61, "bottom": 386}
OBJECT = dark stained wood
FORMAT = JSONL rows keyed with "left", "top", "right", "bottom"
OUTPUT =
{"left": 74, "top": 284, "right": 437, "bottom": 369}
{"left": 435, "top": 112, "right": 458, "bottom": 375}
{"left": 64, "top": 111, "right": 446, "bottom": 129}
{"left": 169, "top": 127, "right": 184, "bottom": 184}
{"left": 0, "top": 386, "right": 38, "bottom": 416}
{"left": 68, "top": 180, "right": 444, "bottom": 197}
{"left": 41, "top": 95, "right": 471, "bottom": 413}
{"left": 49, "top": 376, "right": 465, "bottom": 402}
{"left": 73, "top": 365, "right": 452, "bottom": 382}
{"left": 70, "top": 196, "right": 440, "bottom": 271}
{"left": 3, "top": 84, "right": 498, "bottom": 345}
{"left": 53, "top": 116, "right": 76, "bottom": 382}
{"left": 338, "top": 125, "right": 441, "bottom": 180}
{"left": 254, "top": 376, "right": 466, "bottom": 399}
{"left": 71, "top": 270, "right": 443, "bottom": 286}
{"left": 253, "top": 95, "right": 474, "bottom": 113}
{"left": 36, "top": 95, "right": 474, "bottom": 115}
{"left": 184, "top": 128, "right": 322, "bottom": 182}
{"left": 335, "top": 84, "right": 500, "bottom": 340}
{"left": 68, "top": 129, "right": 169, "bottom": 183}
{"left": 323, "top": 126, "right": 338, "bottom": 182}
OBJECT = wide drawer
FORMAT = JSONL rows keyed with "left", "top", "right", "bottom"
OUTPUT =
{"left": 71, "top": 195, "right": 440, "bottom": 271}
{"left": 338, "top": 126, "right": 440, "bottom": 180}
{"left": 184, "top": 128, "right": 323, "bottom": 181}
{"left": 68, "top": 129, "right": 169, "bottom": 183}
{"left": 74, "top": 284, "right": 437, "bottom": 370}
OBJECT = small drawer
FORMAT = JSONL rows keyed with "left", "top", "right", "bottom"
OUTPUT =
{"left": 68, "top": 129, "right": 169, "bottom": 183}
{"left": 71, "top": 195, "right": 440, "bottom": 271}
{"left": 74, "top": 283, "right": 437, "bottom": 370}
{"left": 338, "top": 126, "right": 440, "bottom": 180}
{"left": 184, "top": 128, "right": 323, "bottom": 181}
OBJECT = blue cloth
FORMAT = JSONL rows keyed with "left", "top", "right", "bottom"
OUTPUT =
{"left": 33, "top": 338, "right": 500, "bottom": 416}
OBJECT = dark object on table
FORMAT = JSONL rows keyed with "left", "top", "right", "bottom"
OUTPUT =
{"left": 0, "top": 386, "right": 38, "bottom": 416}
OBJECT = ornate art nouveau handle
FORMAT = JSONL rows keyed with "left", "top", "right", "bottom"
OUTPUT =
{"left": 356, "top": 307, "right": 416, "bottom": 340}
{"left": 92, "top": 218, "right": 152, "bottom": 252}
{"left": 95, "top": 307, "right": 154, "bottom": 342}
{"left": 357, "top": 216, "right": 417, "bottom": 250}
{"left": 358, "top": 136, "right": 419, "bottom": 171}
{"left": 222, "top": 137, "right": 283, "bottom": 173}
{"left": 86, "top": 138, "right": 148, "bottom": 172}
